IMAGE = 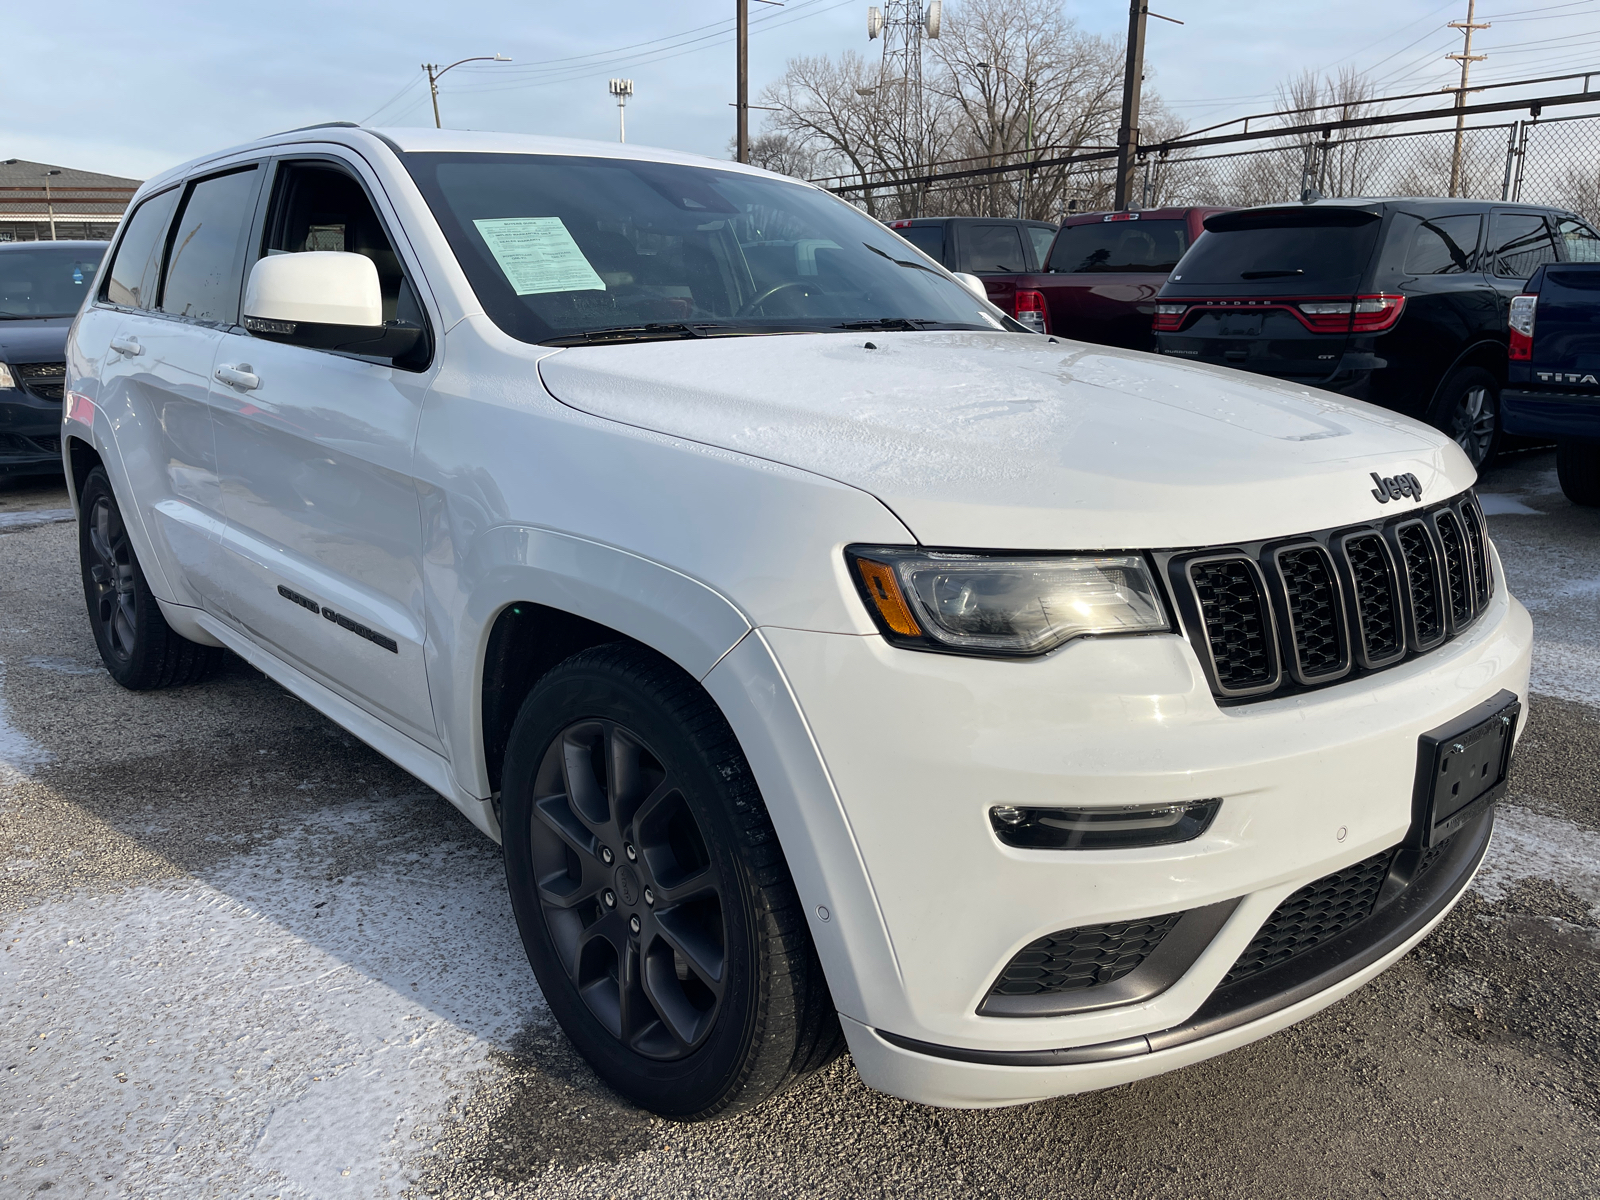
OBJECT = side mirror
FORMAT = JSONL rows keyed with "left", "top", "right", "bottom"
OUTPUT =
{"left": 243, "top": 251, "right": 422, "bottom": 360}
{"left": 953, "top": 271, "right": 988, "bottom": 300}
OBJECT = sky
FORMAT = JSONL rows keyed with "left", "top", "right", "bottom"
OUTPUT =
{"left": 5, "top": 0, "right": 1600, "bottom": 182}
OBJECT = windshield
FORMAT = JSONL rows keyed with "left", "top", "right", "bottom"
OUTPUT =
{"left": 1170, "top": 210, "right": 1381, "bottom": 293}
{"left": 0, "top": 245, "right": 105, "bottom": 319}
{"left": 402, "top": 152, "right": 1009, "bottom": 344}
{"left": 1048, "top": 219, "right": 1188, "bottom": 274}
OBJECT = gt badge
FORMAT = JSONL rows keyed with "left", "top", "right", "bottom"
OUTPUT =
{"left": 1370, "top": 471, "right": 1422, "bottom": 504}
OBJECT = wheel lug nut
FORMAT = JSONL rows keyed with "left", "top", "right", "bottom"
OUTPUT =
{"left": 603, "top": 890, "right": 616, "bottom": 908}
{"left": 643, "top": 888, "right": 654, "bottom": 907}
{"left": 625, "top": 843, "right": 637, "bottom": 862}
{"left": 599, "top": 846, "right": 614, "bottom": 865}
{"left": 629, "top": 915, "right": 641, "bottom": 935}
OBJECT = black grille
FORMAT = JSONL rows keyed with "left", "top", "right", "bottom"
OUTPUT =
{"left": 1223, "top": 848, "right": 1395, "bottom": 986}
{"left": 991, "top": 912, "right": 1182, "bottom": 997}
{"left": 1189, "top": 559, "right": 1275, "bottom": 692}
{"left": 32, "top": 435, "right": 60, "bottom": 454}
{"left": 1277, "top": 546, "right": 1344, "bottom": 677}
{"left": 13, "top": 361, "right": 65, "bottom": 402}
{"left": 1343, "top": 533, "right": 1402, "bottom": 663}
{"left": 1434, "top": 510, "right": 1471, "bottom": 625}
{"left": 1459, "top": 502, "right": 1491, "bottom": 607}
{"left": 1395, "top": 522, "right": 1443, "bottom": 645}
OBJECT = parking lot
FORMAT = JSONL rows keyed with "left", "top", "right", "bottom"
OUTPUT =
{"left": 0, "top": 448, "right": 1593, "bottom": 1199}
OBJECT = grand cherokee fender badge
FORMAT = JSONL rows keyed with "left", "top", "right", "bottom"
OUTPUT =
{"left": 1370, "top": 471, "right": 1422, "bottom": 504}
{"left": 277, "top": 584, "right": 399, "bottom": 653}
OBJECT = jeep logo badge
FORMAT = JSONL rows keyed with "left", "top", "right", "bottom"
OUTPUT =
{"left": 1370, "top": 471, "right": 1423, "bottom": 504}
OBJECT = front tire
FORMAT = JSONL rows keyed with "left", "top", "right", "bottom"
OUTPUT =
{"left": 78, "top": 467, "right": 222, "bottom": 689}
{"left": 1426, "top": 365, "right": 1501, "bottom": 470}
{"left": 501, "top": 642, "right": 842, "bottom": 1119}
{"left": 1556, "top": 438, "right": 1600, "bottom": 507}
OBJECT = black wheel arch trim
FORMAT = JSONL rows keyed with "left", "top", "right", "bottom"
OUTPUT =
{"left": 875, "top": 803, "right": 1493, "bottom": 1068}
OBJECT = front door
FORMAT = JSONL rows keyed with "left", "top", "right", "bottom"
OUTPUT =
{"left": 207, "top": 154, "right": 440, "bottom": 748}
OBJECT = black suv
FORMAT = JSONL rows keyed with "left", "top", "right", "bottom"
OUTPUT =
{"left": 1153, "top": 199, "right": 1600, "bottom": 467}
{"left": 887, "top": 216, "right": 1058, "bottom": 276}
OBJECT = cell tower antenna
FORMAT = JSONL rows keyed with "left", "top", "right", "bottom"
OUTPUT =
{"left": 867, "top": 3, "right": 939, "bottom": 184}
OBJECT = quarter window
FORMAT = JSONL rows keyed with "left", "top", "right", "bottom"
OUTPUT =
{"left": 103, "top": 188, "right": 180, "bottom": 309}
{"left": 1487, "top": 212, "right": 1558, "bottom": 279}
{"left": 1401, "top": 214, "right": 1480, "bottom": 275}
{"left": 1556, "top": 216, "right": 1600, "bottom": 263}
{"left": 159, "top": 167, "right": 261, "bottom": 324}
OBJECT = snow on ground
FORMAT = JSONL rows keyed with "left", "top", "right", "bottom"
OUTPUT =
{"left": 1475, "top": 803, "right": 1600, "bottom": 916}
{"left": 1, "top": 800, "right": 544, "bottom": 1198}
{"left": 0, "top": 659, "right": 51, "bottom": 782}
{"left": 0, "top": 509, "right": 74, "bottom": 531}
{"left": 1478, "top": 492, "right": 1546, "bottom": 517}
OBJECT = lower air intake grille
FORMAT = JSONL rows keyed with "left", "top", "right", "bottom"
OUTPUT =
{"left": 1190, "top": 559, "right": 1275, "bottom": 691}
{"left": 1278, "top": 546, "right": 1344, "bottom": 677}
{"left": 1222, "top": 848, "right": 1394, "bottom": 986}
{"left": 991, "top": 912, "right": 1183, "bottom": 997}
{"left": 1344, "top": 533, "right": 1402, "bottom": 662}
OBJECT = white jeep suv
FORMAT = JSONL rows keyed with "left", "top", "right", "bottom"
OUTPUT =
{"left": 61, "top": 125, "right": 1532, "bottom": 1118}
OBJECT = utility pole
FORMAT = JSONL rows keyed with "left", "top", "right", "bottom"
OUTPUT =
{"left": 737, "top": 0, "right": 750, "bottom": 162}
{"left": 1113, "top": 1, "right": 1148, "bottom": 211}
{"left": 1447, "top": 0, "right": 1489, "bottom": 198}
{"left": 610, "top": 78, "right": 634, "bottom": 142}
{"left": 1017, "top": 79, "right": 1034, "bottom": 219}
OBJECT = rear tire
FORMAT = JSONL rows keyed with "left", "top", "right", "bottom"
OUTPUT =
{"left": 78, "top": 467, "right": 222, "bottom": 690}
{"left": 1426, "top": 365, "right": 1501, "bottom": 470}
{"left": 1557, "top": 438, "right": 1600, "bottom": 507}
{"left": 500, "top": 642, "right": 843, "bottom": 1120}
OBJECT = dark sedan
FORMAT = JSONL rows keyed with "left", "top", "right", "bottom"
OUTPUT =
{"left": 2, "top": 240, "right": 105, "bottom": 479}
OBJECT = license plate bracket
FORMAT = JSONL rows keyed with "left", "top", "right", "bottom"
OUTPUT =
{"left": 1411, "top": 690, "right": 1520, "bottom": 849}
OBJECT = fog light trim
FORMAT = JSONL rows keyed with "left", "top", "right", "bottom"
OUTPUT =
{"left": 989, "top": 800, "right": 1221, "bottom": 850}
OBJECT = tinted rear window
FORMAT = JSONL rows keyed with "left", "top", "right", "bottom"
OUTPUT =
{"left": 959, "top": 224, "right": 1027, "bottom": 273}
{"left": 1171, "top": 209, "right": 1381, "bottom": 291}
{"left": 897, "top": 224, "right": 944, "bottom": 260}
{"left": 1048, "top": 219, "right": 1188, "bottom": 273}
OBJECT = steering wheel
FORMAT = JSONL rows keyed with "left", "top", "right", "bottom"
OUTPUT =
{"left": 736, "top": 280, "right": 810, "bottom": 318}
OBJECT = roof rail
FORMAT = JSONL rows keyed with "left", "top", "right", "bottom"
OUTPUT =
{"left": 270, "top": 120, "right": 362, "bottom": 135}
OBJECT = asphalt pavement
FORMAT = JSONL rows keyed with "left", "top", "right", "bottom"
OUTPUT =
{"left": 2, "top": 450, "right": 1597, "bottom": 1200}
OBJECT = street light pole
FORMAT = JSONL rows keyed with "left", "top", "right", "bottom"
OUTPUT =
{"left": 421, "top": 54, "right": 511, "bottom": 129}
{"left": 42, "top": 169, "right": 61, "bottom": 241}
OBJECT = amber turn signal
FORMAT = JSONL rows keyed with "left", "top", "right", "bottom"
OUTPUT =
{"left": 852, "top": 557, "right": 922, "bottom": 637}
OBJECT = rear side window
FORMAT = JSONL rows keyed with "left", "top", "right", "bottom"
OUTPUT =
{"left": 897, "top": 224, "right": 944, "bottom": 262}
{"left": 1025, "top": 226, "right": 1055, "bottom": 271}
{"left": 159, "top": 166, "right": 261, "bottom": 324}
{"left": 1556, "top": 216, "right": 1600, "bottom": 263}
{"left": 103, "top": 188, "right": 180, "bottom": 309}
{"left": 959, "top": 224, "right": 1026, "bottom": 273}
{"left": 1400, "top": 214, "right": 1480, "bottom": 275}
{"left": 1171, "top": 209, "right": 1381, "bottom": 292}
{"left": 1487, "top": 212, "right": 1558, "bottom": 279}
{"left": 1048, "top": 219, "right": 1189, "bottom": 273}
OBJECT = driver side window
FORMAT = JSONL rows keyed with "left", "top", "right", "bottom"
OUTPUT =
{"left": 257, "top": 161, "right": 427, "bottom": 335}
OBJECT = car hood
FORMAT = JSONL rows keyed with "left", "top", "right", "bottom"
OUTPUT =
{"left": 0, "top": 318, "right": 73, "bottom": 364}
{"left": 538, "top": 331, "right": 1471, "bottom": 549}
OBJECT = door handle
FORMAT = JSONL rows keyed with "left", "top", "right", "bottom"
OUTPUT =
{"left": 109, "top": 335, "right": 143, "bottom": 358}
{"left": 215, "top": 363, "right": 260, "bottom": 391}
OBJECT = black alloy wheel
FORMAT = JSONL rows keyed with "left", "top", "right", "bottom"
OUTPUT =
{"left": 77, "top": 466, "right": 222, "bottom": 690}
{"left": 500, "top": 642, "right": 843, "bottom": 1119}
{"left": 529, "top": 716, "right": 728, "bottom": 1060}
{"left": 1429, "top": 366, "right": 1501, "bottom": 470}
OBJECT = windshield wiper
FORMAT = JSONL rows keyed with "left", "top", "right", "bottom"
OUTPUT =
{"left": 541, "top": 322, "right": 714, "bottom": 346}
{"left": 832, "top": 317, "right": 989, "bottom": 332}
{"left": 1240, "top": 269, "right": 1305, "bottom": 280}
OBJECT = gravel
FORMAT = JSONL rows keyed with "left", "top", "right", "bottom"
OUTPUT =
{"left": 2, "top": 453, "right": 1598, "bottom": 1199}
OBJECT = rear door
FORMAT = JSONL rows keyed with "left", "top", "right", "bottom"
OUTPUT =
{"left": 1158, "top": 207, "right": 1383, "bottom": 382}
{"left": 206, "top": 152, "right": 440, "bottom": 749}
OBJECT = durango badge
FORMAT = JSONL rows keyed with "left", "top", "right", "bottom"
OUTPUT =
{"left": 1370, "top": 471, "right": 1423, "bottom": 503}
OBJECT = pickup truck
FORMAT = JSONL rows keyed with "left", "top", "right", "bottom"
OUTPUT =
{"left": 979, "top": 206, "right": 1228, "bottom": 346}
{"left": 1504, "top": 260, "right": 1600, "bottom": 505}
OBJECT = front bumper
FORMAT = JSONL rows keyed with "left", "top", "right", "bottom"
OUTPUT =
{"left": 729, "top": 561, "right": 1530, "bottom": 1107}
{"left": 0, "top": 389, "right": 65, "bottom": 476}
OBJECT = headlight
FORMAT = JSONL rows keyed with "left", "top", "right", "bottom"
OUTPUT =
{"left": 846, "top": 546, "right": 1171, "bottom": 657}
{"left": 0, "top": 363, "right": 14, "bottom": 390}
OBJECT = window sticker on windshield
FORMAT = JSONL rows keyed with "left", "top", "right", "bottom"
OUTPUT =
{"left": 472, "top": 217, "right": 606, "bottom": 296}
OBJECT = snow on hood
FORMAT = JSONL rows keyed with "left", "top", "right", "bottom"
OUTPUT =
{"left": 538, "top": 331, "right": 1474, "bottom": 549}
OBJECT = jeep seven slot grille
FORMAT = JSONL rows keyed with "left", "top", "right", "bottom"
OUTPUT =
{"left": 1166, "top": 491, "right": 1491, "bottom": 704}
{"left": 990, "top": 912, "right": 1183, "bottom": 997}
